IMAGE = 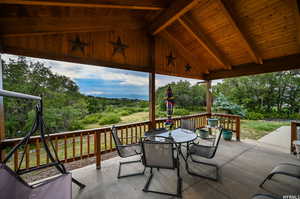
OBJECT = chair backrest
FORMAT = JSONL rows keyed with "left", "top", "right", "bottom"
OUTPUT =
{"left": 141, "top": 136, "right": 176, "bottom": 169}
{"left": 111, "top": 126, "right": 123, "bottom": 156}
{"left": 210, "top": 128, "right": 223, "bottom": 157}
{"left": 181, "top": 119, "right": 195, "bottom": 131}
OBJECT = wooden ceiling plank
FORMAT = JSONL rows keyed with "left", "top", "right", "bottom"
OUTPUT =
{"left": 150, "top": 0, "right": 200, "bottom": 35}
{"left": 178, "top": 17, "right": 231, "bottom": 69}
{"left": 160, "top": 30, "right": 209, "bottom": 74}
{"left": 0, "top": 16, "right": 144, "bottom": 37}
{"left": 291, "top": 0, "right": 300, "bottom": 46}
{"left": 0, "top": 0, "right": 164, "bottom": 10}
{"left": 206, "top": 53, "right": 300, "bottom": 80}
{"left": 217, "top": 0, "right": 263, "bottom": 64}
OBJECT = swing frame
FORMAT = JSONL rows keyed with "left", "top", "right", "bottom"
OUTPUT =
{"left": 0, "top": 89, "right": 85, "bottom": 189}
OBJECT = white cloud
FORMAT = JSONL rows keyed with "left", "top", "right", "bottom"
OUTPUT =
{"left": 85, "top": 91, "right": 105, "bottom": 95}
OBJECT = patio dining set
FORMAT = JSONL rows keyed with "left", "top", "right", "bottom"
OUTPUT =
{"left": 111, "top": 119, "right": 223, "bottom": 198}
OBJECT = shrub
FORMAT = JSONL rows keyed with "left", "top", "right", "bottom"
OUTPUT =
{"left": 81, "top": 113, "right": 102, "bottom": 124}
{"left": 214, "top": 94, "right": 245, "bottom": 117}
{"left": 119, "top": 110, "right": 131, "bottom": 116}
{"left": 174, "top": 108, "right": 190, "bottom": 116}
{"left": 246, "top": 112, "right": 264, "bottom": 120}
{"left": 156, "top": 111, "right": 167, "bottom": 118}
{"left": 98, "top": 113, "right": 121, "bottom": 125}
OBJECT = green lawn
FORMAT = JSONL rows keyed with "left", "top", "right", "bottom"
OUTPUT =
{"left": 240, "top": 120, "right": 290, "bottom": 140}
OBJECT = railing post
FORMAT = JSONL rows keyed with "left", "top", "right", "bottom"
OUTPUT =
{"left": 0, "top": 53, "right": 5, "bottom": 161}
{"left": 95, "top": 131, "right": 101, "bottom": 169}
{"left": 236, "top": 116, "right": 240, "bottom": 141}
{"left": 206, "top": 80, "right": 212, "bottom": 115}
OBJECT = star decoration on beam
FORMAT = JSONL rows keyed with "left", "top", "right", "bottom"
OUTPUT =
{"left": 185, "top": 64, "right": 192, "bottom": 72}
{"left": 110, "top": 37, "right": 128, "bottom": 57}
{"left": 166, "top": 52, "right": 176, "bottom": 66}
{"left": 70, "top": 36, "right": 88, "bottom": 53}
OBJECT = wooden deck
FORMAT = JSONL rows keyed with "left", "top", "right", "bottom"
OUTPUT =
{"left": 71, "top": 139, "right": 300, "bottom": 199}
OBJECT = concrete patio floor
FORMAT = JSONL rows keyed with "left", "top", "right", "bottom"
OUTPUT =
{"left": 71, "top": 139, "right": 300, "bottom": 199}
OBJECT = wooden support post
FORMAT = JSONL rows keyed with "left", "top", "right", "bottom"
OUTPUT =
{"left": 236, "top": 117, "right": 240, "bottom": 141}
{"left": 291, "top": 121, "right": 299, "bottom": 154}
{"left": 95, "top": 132, "right": 101, "bottom": 169}
{"left": 0, "top": 53, "right": 5, "bottom": 161}
{"left": 149, "top": 72, "right": 156, "bottom": 129}
{"left": 206, "top": 80, "right": 212, "bottom": 115}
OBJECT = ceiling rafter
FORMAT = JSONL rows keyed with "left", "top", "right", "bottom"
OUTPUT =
{"left": 0, "top": 0, "right": 164, "bottom": 10}
{"left": 217, "top": 0, "right": 263, "bottom": 64}
{"left": 160, "top": 30, "right": 209, "bottom": 74}
{"left": 150, "top": 0, "right": 200, "bottom": 35}
{"left": 178, "top": 17, "right": 231, "bottom": 70}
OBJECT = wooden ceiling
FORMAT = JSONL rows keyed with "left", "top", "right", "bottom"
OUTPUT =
{"left": 0, "top": 0, "right": 299, "bottom": 80}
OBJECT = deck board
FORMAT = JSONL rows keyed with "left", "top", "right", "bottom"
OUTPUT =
{"left": 71, "top": 139, "right": 300, "bottom": 199}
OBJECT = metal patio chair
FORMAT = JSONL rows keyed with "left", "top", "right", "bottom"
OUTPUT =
{"left": 111, "top": 126, "right": 145, "bottom": 178}
{"left": 260, "top": 163, "right": 300, "bottom": 188}
{"left": 141, "top": 136, "right": 182, "bottom": 197}
{"left": 186, "top": 128, "right": 223, "bottom": 181}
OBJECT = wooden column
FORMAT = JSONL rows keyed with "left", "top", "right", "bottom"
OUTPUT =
{"left": 149, "top": 72, "right": 156, "bottom": 129}
{"left": 291, "top": 121, "right": 299, "bottom": 154}
{"left": 0, "top": 53, "right": 5, "bottom": 161}
{"left": 206, "top": 80, "right": 212, "bottom": 115}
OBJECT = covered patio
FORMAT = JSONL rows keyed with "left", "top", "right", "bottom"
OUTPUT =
{"left": 71, "top": 139, "right": 300, "bottom": 199}
{"left": 0, "top": 0, "right": 300, "bottom": 198}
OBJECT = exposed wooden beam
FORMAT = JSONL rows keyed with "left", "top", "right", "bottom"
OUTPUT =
{"left": 150, "top": 0, "right": 200, "bottom": 35}
{"left": 291, "top": 0, "right": 300, "bottom": 46}
{"left": 178, "top": 17, "right": 231, "bottom": 69}
{"left": 217, "top": 0, "right": 262, "bottom": 64}
{"left": 0, "top": 0, "right": 164, "bottom": 10}
{"left": 205, "top": 53, "right": 300, "bottom": 80}
{"left": 160, "top": 30, "right": 209, "bottom": 74}
{"left": 0, "top": 16, "right": 144, "bottom": 37}
{"left": 2, "top": 46, "right": 152, "bottom": 73}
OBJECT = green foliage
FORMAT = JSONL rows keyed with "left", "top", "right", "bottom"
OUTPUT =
{"left": 214, "top": 70, "right": 300, "bottom": 119}
{"left": 173, "top": 108, "right": 190, "bottom": 116}
{"left": 246, "top": 112, "right": 264, "bottom": 120}
{"left": 156, "top": 80, "right": 206, "bottom": 112}
{"left": 81, "top": 113, "right": 103, "bottom": 124}
{"left": 214, "top": 94, "right": 245, "bottom": 116}
{"left": 98, "top": 113, "right": 121, "bottom": 125}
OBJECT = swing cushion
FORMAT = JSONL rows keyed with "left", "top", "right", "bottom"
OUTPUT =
{"left": 0, "top": 163, "right": 72, "bottom": 199}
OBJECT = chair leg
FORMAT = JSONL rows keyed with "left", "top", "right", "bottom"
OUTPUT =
{"left": 117, "top": 159, "right": 145, "bottom": 179}
{"left": 143, "top": 168, "right": 182, "bottom": 198}
{"left": 186, "top": 156, "right": 219, "bottom": 181}
{"left": 259, "top": 173, "right": 274, "bottom": 188}
{"left": 72, "top": 177, "right": 86, "bottom": 189}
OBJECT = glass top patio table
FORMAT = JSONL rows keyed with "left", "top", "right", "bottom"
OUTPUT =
{"left": 155, "top": 128, "right": 197, "bottom": 144}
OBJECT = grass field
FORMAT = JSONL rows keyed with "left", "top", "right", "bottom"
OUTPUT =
{"left": 84, "top": 112, "right": 149, "bottom": 129}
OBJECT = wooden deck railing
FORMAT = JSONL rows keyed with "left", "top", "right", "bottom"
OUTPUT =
{"left": 0, "top": 113, "right": 240, "bottom": 171}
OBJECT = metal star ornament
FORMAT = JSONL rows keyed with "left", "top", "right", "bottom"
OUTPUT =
{"left": 185, "top": 64, "right": 192, "bottom": 72}
{"left": 166, "top": 52, "right": 176, "bottom": 66}
{"left": 110, "top": 37, "right": 128, "bottom": 57}
{"left": 70, "top": 36, "right": 88, "bottom": 53}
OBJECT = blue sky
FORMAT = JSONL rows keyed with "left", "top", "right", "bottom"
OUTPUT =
{"left": 2, "top": 54, "right": 205, "bottom": 100}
